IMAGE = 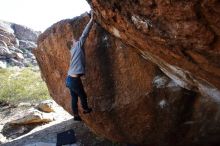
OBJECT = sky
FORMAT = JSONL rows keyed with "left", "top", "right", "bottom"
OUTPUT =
{"left": 0, "top": 0, "right": 90, "bottom": 31}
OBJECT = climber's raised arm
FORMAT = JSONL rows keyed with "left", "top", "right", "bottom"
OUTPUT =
{"left": 77, "top": 11, "right": 94, "bottom": 48}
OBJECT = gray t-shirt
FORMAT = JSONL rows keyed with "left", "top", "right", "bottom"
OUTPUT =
{"left": 67, "top": 19, "right": 93, "bottom": 76}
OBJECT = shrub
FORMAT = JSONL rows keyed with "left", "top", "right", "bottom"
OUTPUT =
{"left": 0, "top": 67, "right": 50, "bottom": 104}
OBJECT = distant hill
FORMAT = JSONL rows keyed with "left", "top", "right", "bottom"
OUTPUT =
{"left": 0, "top": 20, "right": 41, "bottom": 68}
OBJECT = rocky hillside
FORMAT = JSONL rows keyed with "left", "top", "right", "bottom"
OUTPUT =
{"left": 33, "top": 1, "right": 220, "bottom": 146}
{"left": 0, "top": 20, "right": 39, "bottom": 68}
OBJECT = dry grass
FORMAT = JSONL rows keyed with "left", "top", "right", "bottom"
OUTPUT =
{"left": 0, "top": 67, "right": 50, "bottom": 104}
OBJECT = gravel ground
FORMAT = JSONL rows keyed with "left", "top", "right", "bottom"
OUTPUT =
{"left": 0, "top": 100, "right": 122, "bottom": 146}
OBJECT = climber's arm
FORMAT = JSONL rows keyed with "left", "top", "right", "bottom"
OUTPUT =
{"left": 77, "top": 12, "right": 94, "bottom": 48}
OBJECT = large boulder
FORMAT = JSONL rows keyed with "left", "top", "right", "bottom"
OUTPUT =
{"left": 33, "top": 13, "right": 220, "bottom": 146}
{"left": 87, "top": 0, "right": 220, "bottom": 100}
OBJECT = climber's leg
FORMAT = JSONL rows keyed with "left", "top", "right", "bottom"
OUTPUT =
{"left": 69, "top": 89, "right": 79, "bottom": 115}
{"left": 66, "top": 76, "right": 82, "bottom": 120}
{"left": 73, "top": 77, "right": 92, "bottom": 114}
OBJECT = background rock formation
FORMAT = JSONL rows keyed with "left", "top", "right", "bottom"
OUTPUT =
{"left": 0, "top": 20, "right": 39, "bottom": 68}
{"left": 34, "top": 12, "right": 220, "bottom": 146}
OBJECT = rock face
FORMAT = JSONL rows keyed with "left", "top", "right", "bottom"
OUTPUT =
{"left": 33, "top": 11, "right": 220, "bottom": 146}
{"left": 87, "top": 0, "right": 220, "bottom": 100}
{"left": 0, "top": 20, "right": 39, "bottom": 68}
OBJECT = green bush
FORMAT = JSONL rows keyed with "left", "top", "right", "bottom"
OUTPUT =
{"left": 0, "top": 67, "right": 50, "bottom": 104}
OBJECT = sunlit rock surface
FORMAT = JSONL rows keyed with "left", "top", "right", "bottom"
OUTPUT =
{"left": 33, "top": 11, "right": 220, "bottom": 146}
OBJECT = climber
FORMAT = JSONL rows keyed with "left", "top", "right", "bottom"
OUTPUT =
{"left": 65, "top": 11, "right": 94, "bottom": 121}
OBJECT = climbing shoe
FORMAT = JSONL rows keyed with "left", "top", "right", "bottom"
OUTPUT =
{"left": 83, "top": 108, "right": 92, "bottom": 114}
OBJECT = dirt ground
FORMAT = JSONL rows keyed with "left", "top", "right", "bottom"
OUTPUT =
{"left": 0, "top": 100, "right": 122, "bottom": 146}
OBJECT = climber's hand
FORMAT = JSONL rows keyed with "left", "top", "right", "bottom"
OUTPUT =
{"left": 88, "top": 10, "right": 96, "bottom": 22}
{"left": 90, "top": 10, "right": 94, "bottom": 19}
